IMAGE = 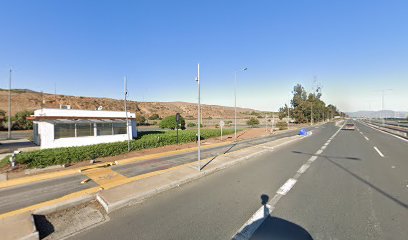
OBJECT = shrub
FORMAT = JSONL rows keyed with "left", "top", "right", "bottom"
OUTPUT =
{"left": 148, "top": 114, "right": 161, "bottom": 120}
{"left": 160, "top": 115, "right": 185, "bottom": 130}
{"left": 276, "top": 121, "right": 288, "bottom": 130}
{"left": 246, "top": 117, "right": 260, "bottom": 127}
{"left": 136, "top": 115, "right": 146, "bottom": 125}
{"left": 15, "top": 129, "right": 238, "bottom": 168}
{"left": 187, "top": 122, "right": 196, "bottom": 127}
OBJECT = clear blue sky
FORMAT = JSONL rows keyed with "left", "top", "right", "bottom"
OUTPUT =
{"left": 1, "top": 0, "right": 407, "bottom": 112}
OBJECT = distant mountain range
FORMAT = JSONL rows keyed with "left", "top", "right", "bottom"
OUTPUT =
{"left": 347, "top": 110, "right": 408, "bottom": 119}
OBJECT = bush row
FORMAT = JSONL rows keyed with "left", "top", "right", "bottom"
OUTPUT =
{"left": 16, "top": 129, "right": 235, "bottom": 168}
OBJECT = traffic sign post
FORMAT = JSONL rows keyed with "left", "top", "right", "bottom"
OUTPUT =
{"left": 220, "top": 120, "right": 225, "bottom": 141}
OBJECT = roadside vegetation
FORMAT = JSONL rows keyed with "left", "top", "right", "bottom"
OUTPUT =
{"left": 159, "top": 115, "right": 186, "bottom": 129}
{"left": 0, "top": 109, "right": 34, "bottom": 130}
{"left": 15, "top": 129, "right": 236, "bottom": 168}
{"left": 0, "top": 155, "right": 10, "bottom": 168}
{"left": 278, "top": 84, "right": 343, "bottom": 123}
{"left": 246, "top": 117, "right": 260, "bottom": 127}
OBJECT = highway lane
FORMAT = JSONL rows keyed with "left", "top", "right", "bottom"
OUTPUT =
{"left": 72, "top": 123, "right": 339, "bottom": 240}
{"left": 71, "top": 121, "right": 407, "bottom": 240}
{"left": 0, "top": 126, "right": 312, "bottom": 215}
{"left": 252, "top": 120, "right": 408, "bottom": 239}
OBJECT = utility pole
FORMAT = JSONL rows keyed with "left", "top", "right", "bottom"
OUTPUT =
{"left": 124, "top": 76, "right": 130, "bottom": 152}
{"left": 234, "top": 67, "right": 247, "bottom": 141}
{"left": 196, "top": 64, "right": 201, "bottom": 171}
{"left": 380, "top": 89, "right": 392, "bottom": 126}
{"left": 7, "top": 68, "right": 12, "bottom": 139}
{"left": 310, "top": 102, "right": 313, "bottom": 125}
{"left": 287, "top": 104, "right": 290, "bottom": 129}
{"left": 264, "top": 114, "right": 268, "bottom": 132}
{"left": 234, "top": 71, "right": 237, "bottom": 141}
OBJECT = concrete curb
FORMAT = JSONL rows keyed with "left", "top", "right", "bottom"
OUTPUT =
{"left": 33, "top": 194, "right": 94, "bottom": 216}
{"left": 97, "top": 135, "right": 302, "bottom": 213}
{"left": 0, "top": 213, "right": 39, "bottom": 240}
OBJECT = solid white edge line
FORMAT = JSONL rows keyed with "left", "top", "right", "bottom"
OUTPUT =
{"left": 373, "top": 146, "right": 385, "bottom": 158}
{"left": 359, "top": 121, "right": 408, "bottom": 143}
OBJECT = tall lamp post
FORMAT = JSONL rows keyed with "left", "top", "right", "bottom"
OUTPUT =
{"left": 7, "top": 68, "right": 12, "bottom": 140}
{"left": 380, "top": 89, "right": 392, "bottom": 126}
{"left": 124, "top": 76, "right": 130, "bottom": 152}
{"left": 234, "top": 67, "right": 247, "bottom": 141}
{"left": 196, "top": 64, "right": 201, "bottom": 171}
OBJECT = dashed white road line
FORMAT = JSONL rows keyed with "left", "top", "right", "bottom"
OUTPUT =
{"left": 373, "top": 146, "right": 385, "bottom": 158}
{"left": 364, "top": 136, "right": 369, "bottom": 141}
{"left": 232, "top": 123, "right": 346, "bottom": 240}
{"left": 276, "top": 178, "right": 297, "bottom": 195}
{"left": 297, "top": 163, "right": 310, "bottom": 174}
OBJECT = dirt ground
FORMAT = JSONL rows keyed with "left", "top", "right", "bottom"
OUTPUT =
{"left": 1, "top": 125, "right": 306, "bottom": 179}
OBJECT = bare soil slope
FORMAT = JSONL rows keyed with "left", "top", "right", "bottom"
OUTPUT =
{"left": 0, "top": 89, "right": 260, "bottom": 119}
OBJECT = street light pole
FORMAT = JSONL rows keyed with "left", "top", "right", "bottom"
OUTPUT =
{"left": 124, "top": 76, "right": 130, "bottom": 152}
{"left": 380, "top": 89, "right": 392, "bottom": 126}
{"left": 197, "top": 64, "right": 201, "bottom": 171}
{"left": 234, "top": 67, "right": 247, "bottom": 141}
{"left": 234, "top": 71, "right": 237, "bottom": 141}
{"left": 8, "top": 68, "right": 12, "bottom": 140}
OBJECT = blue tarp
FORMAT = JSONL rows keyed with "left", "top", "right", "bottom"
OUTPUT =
{"left": 299, "top": 128, "right": 308, "bottom": 136}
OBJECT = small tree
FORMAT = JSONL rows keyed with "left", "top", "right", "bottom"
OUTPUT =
{"left": 159, "top": 115, "right": 186, "bottom": 130}
{"left": 246, "top": 117, "right": 260, "bottom": 127}
{"left": 13, "top": 110, "right": 34, "bottom": 130}
{"left": 148, "top": 114, "right": 160, "bottom": 120}
{"left": 136, "top": 115, "right": 146, "bottom": 125}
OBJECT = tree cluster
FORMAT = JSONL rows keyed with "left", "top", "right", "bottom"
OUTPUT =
{"left": 278, "top": 84, "right": 342, "bottom": 123}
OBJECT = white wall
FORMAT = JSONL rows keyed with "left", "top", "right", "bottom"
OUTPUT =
{"left": 36, "top": 120, "right": 136, "bottom": 149}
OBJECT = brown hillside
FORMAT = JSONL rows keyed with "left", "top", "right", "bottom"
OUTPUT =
{"left": 0, "top": 89, "right": 261, "bottom": 119}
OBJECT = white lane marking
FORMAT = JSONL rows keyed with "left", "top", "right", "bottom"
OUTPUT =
{"left": 324, "top": 142, "right": 329, "bottom": 146}
{"left": 373, "top": 146, "right": 385, "bottom": 158}
{"left": 277, "top": 178, "right": 297, "bottom": 195}
{"left": 232, "top": 123, "right": 346, "bottom": 240}
{"left": 297, "top": 164, "right": 310, "bottom": 174}
{"left": 308, "top": 155, "right": 318, "bottom": 162}
{"left": 364, "top": 136, "right": 369, "bottom": 141}
{"left": 359, "top": 121, "right": 408, "bottom": 143}
{"left": 321, "top": 146, "right": 327, "bottom": 150}
{"left": 315, "top": 149, "right": 323, "bottom": 155}
{"left": 232, "top": 203, "right": 272, "bottom": 240}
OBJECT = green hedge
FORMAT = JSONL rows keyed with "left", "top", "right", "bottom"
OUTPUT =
{"left": 15, "top": 129, "right": 236, "bottom": 168}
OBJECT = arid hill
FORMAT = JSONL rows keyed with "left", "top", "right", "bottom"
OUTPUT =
{"left": 0, "top": 89, "right": 261, "bottom": 119}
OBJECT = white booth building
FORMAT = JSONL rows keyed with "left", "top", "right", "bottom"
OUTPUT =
{"left": 30, "top": 108, "right": 137, "bottom": 149}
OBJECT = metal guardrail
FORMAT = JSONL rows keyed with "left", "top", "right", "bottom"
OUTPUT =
{"left": 363, "top": 120, "right": 408, "bottom": 139}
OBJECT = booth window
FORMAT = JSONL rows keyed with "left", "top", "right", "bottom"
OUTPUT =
{"left": 55, "top": 123, "right": 75, "bottom": 139}
{"left": 113, "top": 122, "right": 127, "bottom": 134}
{"left": 76, "top": 123, "right": 94, "bottom": 137}
{"left": 97, "top": 123, "right": 113, "bottom": 136}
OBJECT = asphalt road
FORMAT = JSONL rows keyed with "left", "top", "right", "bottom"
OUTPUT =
{"left": 0, "top": 127, "right": 308, "bottom": 214}
{"left": 72, "top": 121, "right": 408, "bottom": 240}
